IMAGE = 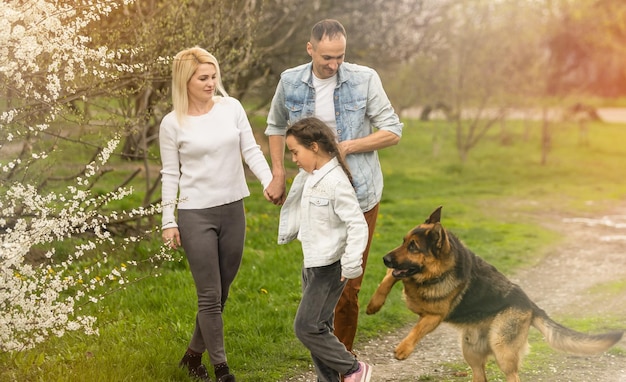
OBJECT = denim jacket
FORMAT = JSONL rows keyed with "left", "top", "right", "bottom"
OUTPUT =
{"left": 277, "top": 158, "right": 368, "bottom": 280}
{"left": 265, "top": 62, "right": 403, "bottom": 212}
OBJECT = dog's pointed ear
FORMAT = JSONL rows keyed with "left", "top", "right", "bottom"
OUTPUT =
{"left": 425, "top": 206, "right": 443, "bottom": 224}
{"left": 428, "top": 223, "right": 449, "bottom": 254}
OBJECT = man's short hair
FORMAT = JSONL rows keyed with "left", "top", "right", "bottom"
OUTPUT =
{"left": 310, "top": 19, "right": 347, "bottom": 44}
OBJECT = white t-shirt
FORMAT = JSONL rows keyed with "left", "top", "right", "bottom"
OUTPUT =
{"left": 312, "top": 73, "right": 338, "bottom": 131}
{"left": 159, "top": 96, "right": 272, "bottom": 229}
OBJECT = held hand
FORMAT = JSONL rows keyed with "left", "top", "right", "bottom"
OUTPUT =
{"left": 276, "top": 193, "right": 286, "bottom": 205}
{"left": 265, "top": 177, "right": 286, "bottom": 206}
{"left": 263, "top": 188, "right": 282, "bottom": 204}
{"left": 162, "top": 227, "right": 181, "bottom": 249}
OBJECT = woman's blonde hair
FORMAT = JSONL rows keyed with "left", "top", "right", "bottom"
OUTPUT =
{"left": 171, "top": 47, "right": 228, "bottom": 126}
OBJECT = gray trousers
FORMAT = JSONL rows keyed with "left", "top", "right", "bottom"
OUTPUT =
{"left": 178, "top": 200, "right": 246, "bottom": 365}
{"left": 294, "top": 261, "right": 359, "bottom": 382}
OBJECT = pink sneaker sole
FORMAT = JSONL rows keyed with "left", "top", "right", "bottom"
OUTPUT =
{"left": 361, "top": 363, "right": 372, "bottom": 382}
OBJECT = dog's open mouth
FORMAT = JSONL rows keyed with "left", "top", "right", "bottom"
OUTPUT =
{"left": 391, "top": 267, "right": 421, "bottom": 279}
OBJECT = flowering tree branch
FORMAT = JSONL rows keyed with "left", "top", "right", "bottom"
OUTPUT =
{"left": 0, "top": 0, "right": 179, "bottom": 352}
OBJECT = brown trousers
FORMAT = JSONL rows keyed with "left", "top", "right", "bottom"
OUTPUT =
{"left": 333, "top": 203, "right": 379, "bottom": 352}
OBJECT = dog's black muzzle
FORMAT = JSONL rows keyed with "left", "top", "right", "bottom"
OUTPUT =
{"left": 383, "top": 253, "right": 423, "bottom": 279}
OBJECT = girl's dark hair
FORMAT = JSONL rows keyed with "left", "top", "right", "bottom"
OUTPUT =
{"left": 286, "top": 117, "right": 354, "bottom": 185}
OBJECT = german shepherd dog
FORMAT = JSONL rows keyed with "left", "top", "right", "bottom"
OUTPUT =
{"left": 366, "top": 206, "right": 623, "bottom": 382}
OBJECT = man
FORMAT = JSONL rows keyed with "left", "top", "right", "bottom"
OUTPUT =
{"left": 265, "top": 19, "right": 403, "bottom": 353}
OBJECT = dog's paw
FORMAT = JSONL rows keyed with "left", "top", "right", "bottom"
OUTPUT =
{"left": 365, "top": 297, "right": 383, "bottom": 315}
{"left": 394, "top": 340, "right": 414, "bottom": 360}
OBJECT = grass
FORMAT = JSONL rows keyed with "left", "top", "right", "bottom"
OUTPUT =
{"left": 2, "top": 116, "right": 626, "bottom": 381}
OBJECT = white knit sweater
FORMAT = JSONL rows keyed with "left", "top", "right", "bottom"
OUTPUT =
{"left": 159, "top": 96, "right": 272, "bottom": 229}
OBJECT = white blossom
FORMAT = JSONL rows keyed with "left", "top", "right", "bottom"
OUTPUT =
{"left": 0, "top": 0, "right": 190, "bottom": 352}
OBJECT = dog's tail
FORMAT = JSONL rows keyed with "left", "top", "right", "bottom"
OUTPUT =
{"left": 532, "top": 308, "right": 623, "bottom": 355}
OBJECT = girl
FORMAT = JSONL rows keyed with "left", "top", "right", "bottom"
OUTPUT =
{"left": 277, "top": 117, "right": 372, "bottom": 382}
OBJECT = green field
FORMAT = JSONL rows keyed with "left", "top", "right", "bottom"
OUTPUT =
{"left": 2, "top": 116, "right": 626, "bottom": 381}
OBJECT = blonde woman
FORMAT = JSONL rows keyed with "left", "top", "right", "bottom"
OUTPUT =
{"left": 160, "top": 47, "right": 272, "bottom": 382}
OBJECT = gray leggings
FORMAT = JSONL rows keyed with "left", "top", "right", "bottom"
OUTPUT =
{"left": 178, "top": 200, "right": 246, "bottom": 365}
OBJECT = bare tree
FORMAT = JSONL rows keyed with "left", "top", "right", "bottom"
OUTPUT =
{"left": 439, "top": 1, "right": 527, "bottom": 162}
{"left": 383, "top": 0, "right": 554, "bottom": 163}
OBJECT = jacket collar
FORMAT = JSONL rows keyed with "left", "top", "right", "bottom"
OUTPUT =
{"left": 308, "top": 156, "right": 340, "bottom": 187}
{"left": 302, "top": 62, "right": 348, "bottom": 87}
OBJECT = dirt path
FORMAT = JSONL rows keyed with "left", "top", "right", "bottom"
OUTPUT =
{"left": 285, "top": 202, "right": 626, "bottom": 382}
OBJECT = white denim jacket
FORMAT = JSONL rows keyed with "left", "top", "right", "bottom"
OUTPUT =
{"left": 277, "top": 158, "right": 368, "bottom": 279}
